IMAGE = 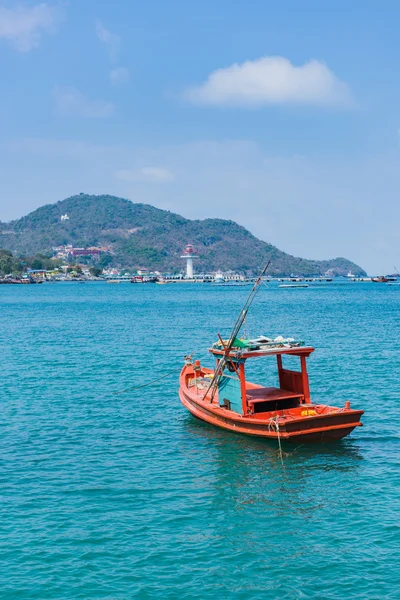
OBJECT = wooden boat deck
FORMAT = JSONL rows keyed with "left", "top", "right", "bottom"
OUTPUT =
{"left": 246, "top": 386, "right": 303, "bottom": 406}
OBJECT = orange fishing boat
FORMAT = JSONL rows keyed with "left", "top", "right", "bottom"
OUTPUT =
{"left": 179, "top": 264, "right": 363, "bottom": 443}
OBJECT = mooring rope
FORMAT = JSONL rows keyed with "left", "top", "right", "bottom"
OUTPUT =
{"left": 113, "top": 365, "right": 184, "bottom": 395}
{"left": 113, "top": 348, "right": 209, "bottom": 396}
{"left": 268, "top": 416, "right": 284, "bottom": 467}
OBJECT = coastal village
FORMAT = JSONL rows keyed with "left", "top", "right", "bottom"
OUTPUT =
{"left": 0, "top": 242, "right": 376, "bottom": 284}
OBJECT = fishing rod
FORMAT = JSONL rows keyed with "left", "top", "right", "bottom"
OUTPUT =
{"left": 224, "top": 261, "right": 270, "bottom": 349}
{"left": 204, "top": 261, "right": 271, "bottom": 402}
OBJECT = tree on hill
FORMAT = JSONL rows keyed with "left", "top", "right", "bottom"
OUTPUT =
{"left": 0, "top": 249, "right": 61, "bottom": 275}
{"left": 0, "top": 250, "right": 14, "bottom": 275}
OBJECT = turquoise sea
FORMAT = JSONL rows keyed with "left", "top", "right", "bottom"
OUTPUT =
{"left": 0, "top": 282, "right": 399, "bottom": 599}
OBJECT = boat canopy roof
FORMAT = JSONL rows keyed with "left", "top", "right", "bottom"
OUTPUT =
{"left": 209, "top": 335, "right": 314, "bottom": 359}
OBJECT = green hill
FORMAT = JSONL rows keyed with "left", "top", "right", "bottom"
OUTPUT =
{"left": 0, "top": 194, "right": 366, "bottom": 276}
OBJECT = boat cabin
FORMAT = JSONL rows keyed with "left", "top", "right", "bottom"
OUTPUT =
{"left": 209, "top": 344, "right": 314, "bottom": 417}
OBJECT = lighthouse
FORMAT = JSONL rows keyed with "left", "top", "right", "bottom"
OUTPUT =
{"left": 181, "top": 243, "right": 198, "bottom": 279}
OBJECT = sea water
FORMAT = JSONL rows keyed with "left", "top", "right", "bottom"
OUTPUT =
{"left": 0, "top": 282, "right": 399, "bottom": 599}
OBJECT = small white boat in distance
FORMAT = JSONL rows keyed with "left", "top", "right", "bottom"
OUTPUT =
{"left": 279, "top": 284, "right": 309, "bottom": 288}
{"left": 213, "top": 271, "right": 225, "bottom": 284}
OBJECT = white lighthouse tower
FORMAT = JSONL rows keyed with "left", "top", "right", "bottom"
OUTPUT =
{"left": 181, "top": 243, "right": 198, "bottom": 279}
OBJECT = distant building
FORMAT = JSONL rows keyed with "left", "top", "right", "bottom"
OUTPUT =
{"left": 60, "top": 214, "right": 69, "bottom": 221}
{"left": 70, "top": 248, "right": 101, "bottom": 258}
{"left": 53, "top": 245, "right": 109, "bottom": 261}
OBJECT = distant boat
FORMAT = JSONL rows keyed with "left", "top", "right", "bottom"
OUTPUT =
{"left": 130, "top": 276, "right": 158, "bottom": 283}
{"left": 0, "top": 276, "right": 42, "bottom": 284}
{"left": 279, "top": 284, "right": 309, "bottom": 288}
{"left": 213, "top": 281, "right": 250, "bottom": 287}
{"left": 213, "top": 272, "right": 225, "bottom": 284}
{"left": 371, "top": 276, "right": 391, "bottom": 283}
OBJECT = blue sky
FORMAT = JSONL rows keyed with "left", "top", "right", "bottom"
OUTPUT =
{"left": 0, "top": 0, "right": 400, "bottom": 273}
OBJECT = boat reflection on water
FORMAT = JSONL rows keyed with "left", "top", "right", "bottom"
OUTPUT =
{"left": 177, "top": 413, "right": 366, "bottom": 600}
{"left": 181, "top": 414, "right": 363, "bottom": 516}
{"left": 183, "top": 413, "right": 363, "bottom": 466}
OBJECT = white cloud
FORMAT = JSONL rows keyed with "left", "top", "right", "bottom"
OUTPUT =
{"left": 115, "top": 167, "right": 175, "bottom": 183}
{"left": 184, "top": 56, "right": 352, "bottom": 107}
{"left": 110, "top": 66, "right": 130, "bottom": 85}
{"left": 53, "top": 86, "right": 114, "bottom": 118}
{"left": 0, "top": 2, "right": 62, "bottom": 52}
{"left": 95, "top": 20, "right": 120, "bottom": 60}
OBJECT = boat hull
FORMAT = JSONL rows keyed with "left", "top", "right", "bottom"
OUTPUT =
{"left": 179, "top": 368, "right": 363, "bottom": 443}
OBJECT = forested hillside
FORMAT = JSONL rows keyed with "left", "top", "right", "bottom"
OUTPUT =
{"left": 0, "top": 194, "right": 366, "bottom": 276}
